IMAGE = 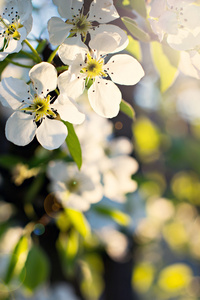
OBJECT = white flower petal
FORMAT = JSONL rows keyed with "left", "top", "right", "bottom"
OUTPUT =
{"left": 149, "top": 0, "right": 166, "bottom": 18}
{"left": 105, "top": 54, "right": 144, "bottom": 85}
{"left": 0, "top": 52, "right": 9, "bottom": 61}
{"left": 53, "top": 0, "right": 83, "bottom": 19}
{"left": 90, "top": 24, "right": 129, "bottom": 53}
{"left": 88, "top": 78, "right": 121, "bottom": 118}
{"left": 29, "top": 62, "right": 57, "bottom": 96}
{"left": 88, "top": 0, "right": 119, "bottom": 23}
{"left": 0, "top": 77, "right": 29, "bottom": 109}
{"left": 67, "top": 195, "right": 90, "bottom": 211}
{"left": 189, "top": 50, "right": 200, "bottom": 77}
{"left": 58, "top": 70, "right": 85, "bottom": 99}
{"left": 17, "top": 0, "right": 33, "bottom": 23}
{"left": 48, "top": 17, "right": 72, "bottom": 45}
{"left": 180, "top": 5, "right": 200, "bottom": 30}
{"left": 36, "top": 118, "right": 68, "bottom": 150}
{"left": 23, "top": 15, "right": 33, "bottom": 35}
{"left": 5, "top": 111, "right": 36, "bottom": 146}
{"left": 167, "top": 30, "right": 200, "bottom": 51}
{"left": 89, "top": 32, "right": 119, "bottom": 56}
{"left": 158, "top": 11, "right": 178, "bottom": 35}
{"left": 47, "top": 160, "right": 72, "bottom": 182}
{"left": 178, "top": 51, "right": 200, "bottom": 79}
{"left": 53, "top": 94, "right": 85, "bottom": 124}
{"left": 58, "top": 35, "right": 88, "bottom": 65}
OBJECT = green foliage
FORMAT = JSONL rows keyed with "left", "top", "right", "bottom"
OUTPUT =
{"left": 151, "top": 41, "right": 179, "bottom": 93}
{"left": 121, "top": 17, "right": 150, "bottom": 42}
{"left": 64, "top": 121, "right": 82, "bottom": 170}
{"left": 125, "top": 35, "right": 142, "bottom": 61}
{"left": 65, "top": 208, "right": 91, "bottom": 238}
{"left": 36, "top": 39, "right": 47, "bottom": 54}
{"left": 120, "top": 99, "right": 136, "bottom": 120}
{"left": 20, "top": 245, "right": 50, "bottom": 291}
{"left": 4, "top": 235, "right": 29, "bottom": 284}
{"left": 95, "top": 206, "right": 130, "bottom": 226}
{"left": 130, "top": 0, "right": 147, "bottom": 18}
{"left": 0, "top": 154, "right": 26, "bottom": 169}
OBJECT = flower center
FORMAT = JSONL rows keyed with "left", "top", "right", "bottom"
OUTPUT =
{"left": 0, "top": 17, "right": 23, "bottom": 50}
{"left": 67, "top": 179, "right": 79, "bottom": 192}
{"left": 82, "top": 53, "right": 107, "bottom": 78}
{"left": 67, "top": 13, "right": 92, "bottom": 40}
{"left": 5, "top": 22, "right": 22, "bottom": 39}
{"left": 22, "top": 95, "right": 56, "bottom": 123}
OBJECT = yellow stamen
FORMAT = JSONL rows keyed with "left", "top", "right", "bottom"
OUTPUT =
{"left": 22, "top": 95, "right": 56, "bottom": 122}
{"left": 66, "top": 13, "right": 92, "bottom": 41}
{"left": 82, "top": 53, "right": 107, "bottom": 78}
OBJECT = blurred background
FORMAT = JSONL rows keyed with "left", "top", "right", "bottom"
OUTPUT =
{"left": 1, "top": 0, "right": 200, "bottom": 300}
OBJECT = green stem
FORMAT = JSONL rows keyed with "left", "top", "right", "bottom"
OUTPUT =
{"left": 56, "top": 65, "right": 69, "bottom": 72}
{"left": 5, "top": 58, "right": 33, "bottom": 68}
{"left": 24, "top": 39, "right": 42, "bottom": 63}
{"left": 47, "top": 46, "right": 59, "bottom": 63}
{"left": 19, "top": 50, "right": 38, "bottom": 62}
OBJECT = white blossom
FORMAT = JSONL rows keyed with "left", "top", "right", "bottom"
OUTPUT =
{"left": 75, "top": 110, "right": 139, "bottom": 202}
{"left": 102, "top": 155, "right": 139, "bottom": 202}
{"left": 0, "top": 62, "right": 85, "bottom": 150}
{"left": 58, "top": 33, "right": 144, "bottom": 118}
{"left": 47, "top": 160, "right": 103, "bottom": 211}
{"left": 48, "top": 0, "right": 128, "bottom": 64}
{"left": 149, "top": 0, "right": 200, "bottom": 51}
{"left": 0, "top": 0, "right": 33, "bottom": 60}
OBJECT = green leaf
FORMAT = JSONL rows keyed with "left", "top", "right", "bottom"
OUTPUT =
{"left": 151, "top": 41, "right": 179, "bottom": 93}
{"left": 130, "top": 0, "right": 147, "bottom": 18}
{"left": 95, "top": 206, "right": 130, "bottom": 226}
{"left": 64, "top": 121, "right": 82, "bottom": 170}
{"left": 21, "top": 245, "right": 50, "bottom": 291}
{"left": 126, "top": 35, "right": 142, "bottom": 61}
{"left": 121, "top": 17, "right": 150, "bottom": 42}
{"left": 66, "top": 229, "right": 79, "bottom": 259}
{"left": 66, "top": 208, "right": 91, "bottom": 238}
{"left": 4, "top": 235, "right": 29, "bottom": 284}
{"left": 0, "top": 154, "right": 26, "bottom": 169}
{"left": 120, "top": 99, "right": 136, "bottom": 120}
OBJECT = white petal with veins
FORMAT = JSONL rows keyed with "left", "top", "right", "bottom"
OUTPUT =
{"left": 105, "top": 54, "right": 144, "bottom": 85}
{"left": 58, "top": 70, "right": 85, "bottom": 99}
{"left": 5, "top": 111, "right": 37, "bottom": 146}
{"left": 88, "top": 78, "right": 121, "bottom": 118}
{"left": 48, "top": 17, "right": 72, "bottom": 45}
{"left": 29, "top": 62, "right": 57, "bottom": 97}
{"left": 36, "top": 118, "right": 68, "bottom": 150}
{"left": 58, "top": 35, "right": 88, "bottom": 65}
{"left": 53, "top": 94, "right": 85, "bottom": 124}
{"left": 0, "top": 77, "right": 30, "bottom": 109}
{"left": 88, "top": 0, "right": 119, "bottom": 23}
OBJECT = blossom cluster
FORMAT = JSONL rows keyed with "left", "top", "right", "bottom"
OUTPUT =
{"left": 0, "top": 0, "right": 141, "bottom": 254}
{"left": 0, "top": 0, "right": 144, "bottom": 150}
{"left": 149, "top": 0, "right": 200, "bottom": 76}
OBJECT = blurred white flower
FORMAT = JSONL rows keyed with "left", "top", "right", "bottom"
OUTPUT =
{"left": 176, "top": 87, "right": 200, "bottom": 122}
{"left": 0, "top": 0, "right": 33, "bottom": 60}
{"left": 58, "top": 33, "right": 144, "bottom": 118}
{"left": 97, "top": 227, "right": 129, "bottom": 261}
{"left": 47, "top": 160, "right": 103, "bottom": 211}
{"left": 0, "top": 62, "right": 85, "bottom": 150}
{"left": 102, "top": 155, "right": 139, "bottom": 202}
{"left": 149, "top": 0, "right": 200, "bottom": 51}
